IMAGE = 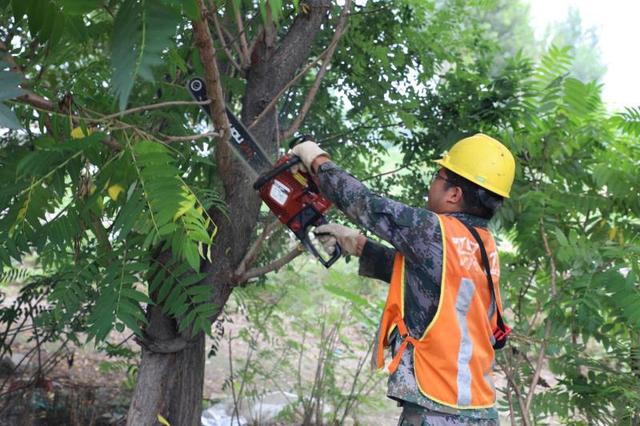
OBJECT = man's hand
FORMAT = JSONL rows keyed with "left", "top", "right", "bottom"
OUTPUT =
{"left": 291, "top": 141, "right": 329, "bottom": 173}
{"left": 314, "top": 223, "right": 366, "bottom": 257}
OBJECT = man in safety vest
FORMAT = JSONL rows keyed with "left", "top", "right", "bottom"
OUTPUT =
{"left": 291, "top": 134, "right": 515, "bottom": 425}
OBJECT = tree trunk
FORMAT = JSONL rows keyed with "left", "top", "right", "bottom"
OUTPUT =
{"left": 127, "top": 307, "right": 206, "bottom": 426}
{"left": 127, "top": 2, "right": 331, "bottom": 425}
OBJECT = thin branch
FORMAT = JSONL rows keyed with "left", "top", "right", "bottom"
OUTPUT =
{"left": 234, "top": 3, "right": 251, "bottom": 66}
{"left": 247, "top": 25, "right": 264, "bottom": 60}
{"left": 362, "top": 164, "right": 412, "bottom": 182}
{"left": 317, "top": 121, "right": 403, "bottom": 144}
{"left": 227, "top": 333, "right": 243, "bottom": 426}
{"left": 17, "top": 91, "right": 55, "bottom": 110}
{"left": 193, "top": 0, "right": 231, "bottom": 144}
{"left": 161, "top": 130, "right": 219, "bottom": 143}
{"left": 236, "top": 245, "right": 304, "bottom": 284}
{"left": 235, "top": 218, "right": 281, "bottom": 277}
{"left": 281, "top": 1, "right": 351, "bottom": 139}
{"left": 208, "top": 8, "right": 244, "bottom": 74}
{"left": 524, "top": 219, "right": 558, "bottom": 413}
{"left": 263, "top": 1, "right": 276, "bottom": 51}
{"left": 506, "top": 383, "right": 517, "bottom": 426}
{"left": 99, "top": 99, "right": 211, "bottom": 121}
{"left": 15, "top": 90, "right": 124, "bottom": 151}
{"left": 247, "top": 45, "right": 335, "bottom": 130}
{"left": 497, "top": 356, "right": 530, "bottom": 426}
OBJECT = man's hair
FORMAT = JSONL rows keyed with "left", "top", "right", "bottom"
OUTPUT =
{"left": 442, "top": 169, "right": 504, "bottom": 219}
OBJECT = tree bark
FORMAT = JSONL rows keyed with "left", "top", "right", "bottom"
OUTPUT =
{"left": 127, "top": 307, "right": 205, "bottom": 426}
{"left": 127, "top": 2, "right": 331, "bottom": 425}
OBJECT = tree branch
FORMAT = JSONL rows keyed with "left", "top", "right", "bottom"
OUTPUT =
{"left": 235, "top": 245, "right": 304, "bottom": 284}
{"left": 234, "top": 3, "right": 251, "bottom": 67}
{"left": 247, "top": 45, "right": 332, "bottom": 130}
{"left": 208, "top": 6, "right": 244, "bottom": 74}
{"left": 193, "top": 0, "right": 231, "bottom": 144}
{"left": 15, "top": 91, "right": 124, "bottom": 151}
{"left": 497, "top": 355, "right": 530, "bottom": 426}
{"left": 281, "top": 1, "right": 351, "bottom": 139}
{"left": 161, "top": 131, "right": 219, "bottom": 143}
{"left": 234, "top": 218, "right": 281, "bottom": 277}
{"left": 524, "top": 219, "right": 558, "bottom": 413}
{"left": 99, "top": 99, "right": 211, "bottom": 121}
{"left": 17, "top": 91, "right": 55, "bottom": 110}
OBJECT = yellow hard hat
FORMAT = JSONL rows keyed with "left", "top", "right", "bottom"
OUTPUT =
{"left": 434, "top": 133, "right": 515, "bottom": 198}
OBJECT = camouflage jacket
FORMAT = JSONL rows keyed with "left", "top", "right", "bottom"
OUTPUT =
{"left": 316, "top": 161, "right": 499, "bottom": 421}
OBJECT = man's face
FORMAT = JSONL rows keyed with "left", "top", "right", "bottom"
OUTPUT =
{"left": 426, "top": 168, "right": 455, "bottom": 213}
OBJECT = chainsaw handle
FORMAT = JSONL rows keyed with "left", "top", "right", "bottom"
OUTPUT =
{"left": 253, "top": 155, "right": 301, "bottom": 190}
{"left": 300, "top": 218, "right": 342, "bottom": 268}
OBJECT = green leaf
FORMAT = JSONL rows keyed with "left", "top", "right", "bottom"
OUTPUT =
{"left": 0, "top": 103, "right": 21, "bottom": 129}
{"left": 0, "top": 69, "right": 24, "bottom": 101}
{"left": 111, "top": 0, "right": 181, "bottom": 110}
{"left": 269, "top": 0, "right": 282, "bottom": 23}
{"left": 181, "top": 0, "right": 198, "bottom": 20}
{"left": 11, "top": 0, "right": 31, "bottom": 21}
{"left": 60, "top": 0, "right": 102, "bottom": 15}
{"left": 324, "top": 284, "right": 369, "bottom": 308}
{"left": 183, "top": 242, "right": 200, "bottom": 271}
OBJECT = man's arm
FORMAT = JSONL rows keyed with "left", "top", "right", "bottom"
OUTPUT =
{"left": 314, "top": 161, "right": 440, "bottom": 265}
{"left": 359, "top": 239, "right": 395, "bottom": 283}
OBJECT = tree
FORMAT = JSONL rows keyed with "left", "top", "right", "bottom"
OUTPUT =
{"left": 541, "top": 7, "right": 607, "bottom": 83}
{"left": 1, "top": 0, "right": 532, "bottom": 424}
{"left": 1, "top": 1, "right": 336, "bottom": 423}
{"left": 493, "top": 46, "right": 640, "bottom": 425}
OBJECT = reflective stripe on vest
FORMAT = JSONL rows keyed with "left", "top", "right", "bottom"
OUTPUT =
{"left": 374, "top": 214, "right": 503, "bottom": 409}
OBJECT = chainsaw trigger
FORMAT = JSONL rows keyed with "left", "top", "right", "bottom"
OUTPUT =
{"left": 312, "top": 231, "right": 332, "bottom": 237}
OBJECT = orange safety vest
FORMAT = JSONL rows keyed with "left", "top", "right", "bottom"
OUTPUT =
{"left": 375, "top": 214, "right": 504, "bottom": 409}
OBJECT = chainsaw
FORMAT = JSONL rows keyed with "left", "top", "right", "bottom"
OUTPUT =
{"left": 187, "top": 77, "right": 342, "bottom": 268}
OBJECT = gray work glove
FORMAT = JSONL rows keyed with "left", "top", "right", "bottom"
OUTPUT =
{"left": 290, "top": 141, "right": 329, "bottom": 174}
{"left": 315, "top": 223, "right": 365, "bottom": 257}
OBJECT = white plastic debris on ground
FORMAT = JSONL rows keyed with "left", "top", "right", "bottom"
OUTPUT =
{"left": 201, "top": 391, "right": 297, "bottom": 426}
{"left": 201, "top": 404, "right": 247, "bottom": 426}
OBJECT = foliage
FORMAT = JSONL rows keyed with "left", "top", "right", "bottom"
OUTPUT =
{"left": 493, "top": 45, "right": 640, "bottom": 424}
{"left": 0, "top": 0, "right": 223, "bottom": 344}
{"left": 221, "top": 259, "right": 388, "bottom": 425}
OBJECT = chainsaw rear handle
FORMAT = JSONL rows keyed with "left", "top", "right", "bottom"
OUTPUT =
{"left": 298, "top": 215, "right": 342, "bottom": 268}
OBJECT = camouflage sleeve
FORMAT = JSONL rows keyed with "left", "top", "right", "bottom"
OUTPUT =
{"left": 315, "top": 161, "right": 440, "bottom": 265}
{"left": 358, "top": 239, "right": 395, "bottom": 283}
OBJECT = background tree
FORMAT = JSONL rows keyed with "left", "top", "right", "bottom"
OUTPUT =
{"left": 540, "top": 7, "right": 607, "bottom": 83}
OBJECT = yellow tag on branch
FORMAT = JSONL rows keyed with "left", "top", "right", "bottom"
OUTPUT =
{"left": 157, "top": 414, "right": 171, "bottom": 426}
{"left": 71, "top": 127, "right": 92, "bottom": 139}
{"left": 108, "top": 184, "right": 124, "bottom": 201}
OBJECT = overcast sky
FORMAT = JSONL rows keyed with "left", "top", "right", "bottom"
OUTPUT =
{"left": 528, "top": 0, "right": 640, "bottom": 111}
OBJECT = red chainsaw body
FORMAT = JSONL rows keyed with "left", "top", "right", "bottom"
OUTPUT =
{"left": 256, "top": 154, "right": 332, "bottom": 233}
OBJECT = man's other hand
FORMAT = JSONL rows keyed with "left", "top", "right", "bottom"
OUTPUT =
{"left": 314, "top": 223, "right": 366, "bottom": 257}
{"left": 291, "top": 141, "right": 329, "bottom": 173}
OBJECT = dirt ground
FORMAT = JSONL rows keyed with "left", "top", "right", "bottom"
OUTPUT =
{"left": 0, "top": 312, "right": 402, "bottom": 425}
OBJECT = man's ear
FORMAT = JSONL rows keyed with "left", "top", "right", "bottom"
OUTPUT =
{"left": 446, "top": 186, "right": 464, "bottom": 206}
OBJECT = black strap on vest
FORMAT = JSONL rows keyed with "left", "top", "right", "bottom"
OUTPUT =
{"left": 460, "top": 221, "right": 506, "bottom": 333}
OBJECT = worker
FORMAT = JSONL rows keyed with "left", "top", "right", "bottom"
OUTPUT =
{"left": 291, "top": 134, "right": 515, "bottom": 425}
